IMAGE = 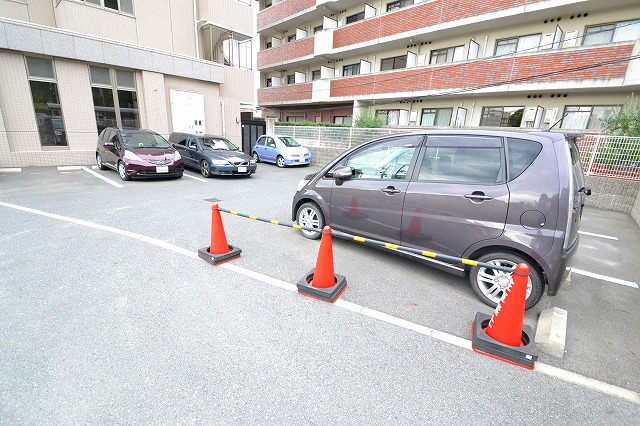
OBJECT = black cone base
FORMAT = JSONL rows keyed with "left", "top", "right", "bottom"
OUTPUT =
{"left": 297, "top": 268, "right": 347, "bottom": 303}
{"left": 471, "top": 312, "right": 538, "bottom": 370}
{"left": 198, "top": 245, "right": 242, "bottom": 265}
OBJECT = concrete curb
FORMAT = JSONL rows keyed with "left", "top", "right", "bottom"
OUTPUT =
{"left": 535, "top": 307, "right": 568, "bottom": 358}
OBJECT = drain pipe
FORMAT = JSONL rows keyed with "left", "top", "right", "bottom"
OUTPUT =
{"left": 220, "top": 101, "right": 226, "bottom": 137}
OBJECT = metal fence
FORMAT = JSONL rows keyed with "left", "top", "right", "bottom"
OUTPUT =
{"left": 577, "top": 135, "right": 640, "bottom": 180}
{"left": 275, "top": 126, "right": 640, "bottom": 181}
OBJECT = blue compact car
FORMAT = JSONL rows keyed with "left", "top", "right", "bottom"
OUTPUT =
{"left": 252, "top": 135, "right": 312, "bottom": 168}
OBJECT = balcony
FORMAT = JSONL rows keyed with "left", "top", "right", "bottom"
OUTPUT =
{"left": 257, "top": 0, "right": 317, "bottom": 33}
{"left": 258, "top": 37, "right": 315, "bottom": 70}
{"left": 258, "top": 43, "right": 636, "bottom": 105}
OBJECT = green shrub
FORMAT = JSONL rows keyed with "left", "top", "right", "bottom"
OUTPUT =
{"left": 603, "top": 95, "right": 640, "bottom": 137}
{"left": 354, "top": 109, "right": 386, "bottom": 128}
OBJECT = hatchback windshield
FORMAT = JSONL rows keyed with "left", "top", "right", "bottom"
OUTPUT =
{"left": 202, "top": 137, "right": 238, "bottom": 151}
{"left": 122, "top": 132, "right": 171, "bottom": 149}
{"left": 280, "top": 137, "right": 301, "bottom": 147}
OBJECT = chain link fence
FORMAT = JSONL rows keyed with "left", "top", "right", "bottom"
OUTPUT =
{"left": 275, "top": 126, "right": 640, "bottom": 181}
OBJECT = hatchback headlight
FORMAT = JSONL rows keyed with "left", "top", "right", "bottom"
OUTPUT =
{"left": 174, "top": 150, "right": 181, "bottom": 161}
{"left": 296, "top": 179, "right": 310, "bottom": 192}
{"left": 123, "top": 150, "right": 143, "bottom": 162}
{"left": 250, "top": 159, "right": 256, "bottom": 165}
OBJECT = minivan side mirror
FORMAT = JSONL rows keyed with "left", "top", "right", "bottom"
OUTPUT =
{"left": 333, "top": 166, "right": 353, "bottom": 180}
{"left": 104, "top": 142, "right": 114, "bottom": 148}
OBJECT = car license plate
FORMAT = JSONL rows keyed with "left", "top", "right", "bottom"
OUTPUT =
{"left": 238, "top": 166, "right": 247, "bottom": 173}
{"left": 298, "top": 159, "right": 305, "bottom": 163}
{"left": 156, "top": 166, "right": 168, "bottom": 173}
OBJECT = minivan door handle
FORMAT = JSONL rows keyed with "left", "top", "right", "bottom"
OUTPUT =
{"left": 464, "top": 192, "right": 493, "bottom": 201}
{"left": 381, "top": 186, "right": 401, "bottom": 195}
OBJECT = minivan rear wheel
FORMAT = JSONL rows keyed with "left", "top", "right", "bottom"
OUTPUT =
{"left": 296, "top": 202, "right": 324, "bottom": 240}
{"left": 469, "top": 252, "right": 543, "bottom": 310}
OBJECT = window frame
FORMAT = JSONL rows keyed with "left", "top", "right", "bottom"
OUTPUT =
{"left": 583, "top": 20, "right": 640, "bottom": 46}
{"left": 342, "top": 63, "right": 361, "bottom": 77}
{"left": 346, "top": 11, "right": 365, "bottom": 24}
{"left": 479, "top": 106, "right": 525, "bottom": 127}
{"left": 83, "top": 0, "right": 134, "bottom": 15}
{"left": 420, "top": 108, "right": 453, "bottom": 127}
{"left": 380, "top": 55, "right": 407, "bottom": 71}
{"left": 494, "top": 33, "right": 541, "bottom": 56}
{"left": 89, "top": 65, "right": 139, "bottom": 133}
{"left": 560, "top": 105, "right": 620, "bottom": 130}
{"left": 429, "top": 46, "right": 464, "bottom": 65}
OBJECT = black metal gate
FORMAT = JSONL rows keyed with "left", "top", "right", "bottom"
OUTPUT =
{"left": 241, "top": 120, "right": 266, "bottom": 156}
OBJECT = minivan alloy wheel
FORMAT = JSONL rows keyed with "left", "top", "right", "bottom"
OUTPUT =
{"left": 469, "top": 252, "right": 543, "bottom": 310}
{"left": 296, "top": 202, "right": 324, "bottom": 239}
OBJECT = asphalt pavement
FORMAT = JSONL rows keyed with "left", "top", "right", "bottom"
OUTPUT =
{"left": 1, "top": 164, "right": 639, "bottom": 424}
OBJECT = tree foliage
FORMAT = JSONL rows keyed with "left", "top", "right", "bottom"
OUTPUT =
{"left": 603, "top": 95, "right": 640, "bottom": 137}
{"left": 354, "top": 109, "right": 386, "bottom": 128}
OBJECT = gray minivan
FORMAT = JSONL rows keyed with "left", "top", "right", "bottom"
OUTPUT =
{"left": 291, "top": 130, "right": 588, "bottom": 309}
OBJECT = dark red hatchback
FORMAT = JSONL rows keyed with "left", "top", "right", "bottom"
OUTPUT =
{"left": 96, "top": 128, "right": 183, "bottom": 181}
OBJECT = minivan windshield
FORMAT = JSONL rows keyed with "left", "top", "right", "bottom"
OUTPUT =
{"left": 122, "top": 132, "right": 171, "bottom": 149}
{"left": 280, "top": 137, "right": 301, "bottom": 147}
{"left": 202, "top": 137, "right": 239, "bottom": 151}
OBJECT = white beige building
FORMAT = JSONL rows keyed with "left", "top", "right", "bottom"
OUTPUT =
{"left": 0, "top": 0, "right": 255, "bottom": 167}
{"left": 257, "top": 0, "right": 640, "bottom": 129}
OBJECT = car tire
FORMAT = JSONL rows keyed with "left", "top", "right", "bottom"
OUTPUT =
{"left": 200, "top": 160, "right": 211, "bottom": 178}
{"left": 296, "top": 202, "right": 324, "bottom": 240}
{"left": 276, "top": 155, "right": 286, "bottom": 168}
{"left": 96, "top": 153, "right": 107, "bottom": 170}
{"left": 469, "top": 251, "right": 544, "bottom": 310}
{"left": 252, "top": 152, "right": 260, "bottom": 163}
{"left": 118, "top": 161, "right": 131, "bottom": 181}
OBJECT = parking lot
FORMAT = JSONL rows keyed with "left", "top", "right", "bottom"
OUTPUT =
{"left": 1, "top": 164, "right": 639, "bottom": 423}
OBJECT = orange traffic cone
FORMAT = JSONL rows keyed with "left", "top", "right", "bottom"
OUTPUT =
{"left": 471, "top": 263, "right": 538, "bottom": 369}
{"left": 198, "top": 203, "right": 241, "bottom": 265}
{"left": 297, "top": 226, "right": 347, "bottom": 303}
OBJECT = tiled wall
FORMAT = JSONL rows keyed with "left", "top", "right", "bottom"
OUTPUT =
{"left": 632, "top": 188, "right": 640, "bottom": 227}
{"left": 581, "top": 176, "right": 640, "bottom": 214}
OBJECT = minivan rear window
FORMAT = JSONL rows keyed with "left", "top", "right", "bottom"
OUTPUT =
{"left": 506, "top": 138, "right": 542, "bottom": 181}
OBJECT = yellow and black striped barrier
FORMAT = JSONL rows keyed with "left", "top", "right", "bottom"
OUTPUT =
{"left": 218, "top": 206, "right": 516, "bottom": 274}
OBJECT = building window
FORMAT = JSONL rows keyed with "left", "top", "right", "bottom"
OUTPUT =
{"left": 312, "top": 70, "right": 321, "bottom": 80}
{"left": 287, "top": 34, "right": 296, "bottom": 42}
{"left": 265, "top": 78, "right": 272, "bottom": 87}
{"left": 495, "top": 33, "right": 541, "bottom": 56}
{"left": 84, "top": 0, "right": 134, "bottom": 15}
{"left": 430, "top": 46, "right": 464, "bottom": 64}
{"left": 334, "top": 116, "right": 352, "bottom": 125}
{"left": 287, "top": 116, "right": 305, "bottom": 122}
{"left": 346, "top": 12, "right": 365, "bottom": 24}
{"left": 560, "top": 105, "right": 619, "bottom": 130}
{"left": 90, "top": 66, "right": 139, "bottom": 134}
{"left": 26, "top": 57, "right": 68, "bottom": 147}
{"left": 287, "top": 74, "right": 296, "bottom": 84}
{"left": 314, "top": 25, "right": 323, "bottom": 34}
{"left": 583, "top": 20, "right": 640, "bottom": 46}
{"left": 376, "top": 109, "right": 400, "bottom": 126}
{"left": 420, "top": 108, "right": 453, "bottom": 127}
{"left": 343, "top": 63, "right": 360, "bottom": 76}
{"left": 265, "top": 41, "right": 272, "bottom": 49}
{"left": 386, "top": 0, "right": 409, "bottom": 12}
{"left": 480, "top": 107, "right": 524, "bottom": 127}
{"left": 380, "top": 55, "right": 407, "bottom": 71}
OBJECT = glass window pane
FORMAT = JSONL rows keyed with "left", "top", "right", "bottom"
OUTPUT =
{"left": 495, "top": 39, "right": 516, "bottom": 55}
{"left": 115, "top": 69, "right": 135, "bottom": 89}
{"left": 120, "top": 0, "right": 134, "bottom": 14}
{"left": 90, "top": 66, "right": 111, "bottom": 86}
{"left": 517, "top": 34, "right": 541, "bottom": 52}
{"left": 30, "top": 81, "right": 67, "bottom": 146}
{"left": 613, "top": 20, "right": 640, "bottom": 42}
{"left": 584, "top": 25, "right": 614, "bottom": 45}
{"left": 435, "top": 109, "right": 452, "bottom": 126}
{"left": 421, "top": 109, "right": 436, "bottom": 126}
{"left": 420, "top": 146, "right": 502, "bottom": 184}
{"left": 92, "top": 87, "right": 116, "bottom": 133}
{"left": 104, "top": 0, "right": 119, "bottom": 11}
{"left": 86, "top": 0, "right": 101, "bottom": 5}
{"left": 118, "top": 90, "right": 139, "bottom": 128}
{"left": 26, "top": 57, "right": 55, "bottom": 79}
{"left": 507, "top": 138, "right": 542, "bottom": 180}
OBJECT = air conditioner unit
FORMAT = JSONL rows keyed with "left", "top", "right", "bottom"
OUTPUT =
{"left": 562, "top": 31, "right": 578, "bottom": 48}
{"left": 523, "top": 107, "right": 538, "bottom": 121}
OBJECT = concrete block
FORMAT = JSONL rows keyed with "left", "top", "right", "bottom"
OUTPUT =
{"left": 535, "top": 307, "right": 568, "bottom": 358}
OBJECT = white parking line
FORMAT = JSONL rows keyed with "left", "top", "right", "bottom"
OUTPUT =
{"left": 0, "top": 199, "right": 638, "bottom": 406}
{"left": 578, "top": 231, "right": 619, "bottom": 240}
{"left": 182, "top": 173, "right": 208, "bottom": 182}
{"left": 57, "top": 166, "right": 83, "bottom": 171}
{"left": 80, "top": 166, "right": 124, "bottom": 188}
{"left": 0, "top": 168, "right": 22, "bottom": 173}
{"left": 571, "top": 268, "right": 638, "bottom": 289}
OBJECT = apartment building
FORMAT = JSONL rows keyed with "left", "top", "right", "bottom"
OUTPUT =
{"left": 256, "top": 0, "right": 640, "bottom": 130}
{"left": 0, "top": 0, "right": 255, "bottom": 167}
